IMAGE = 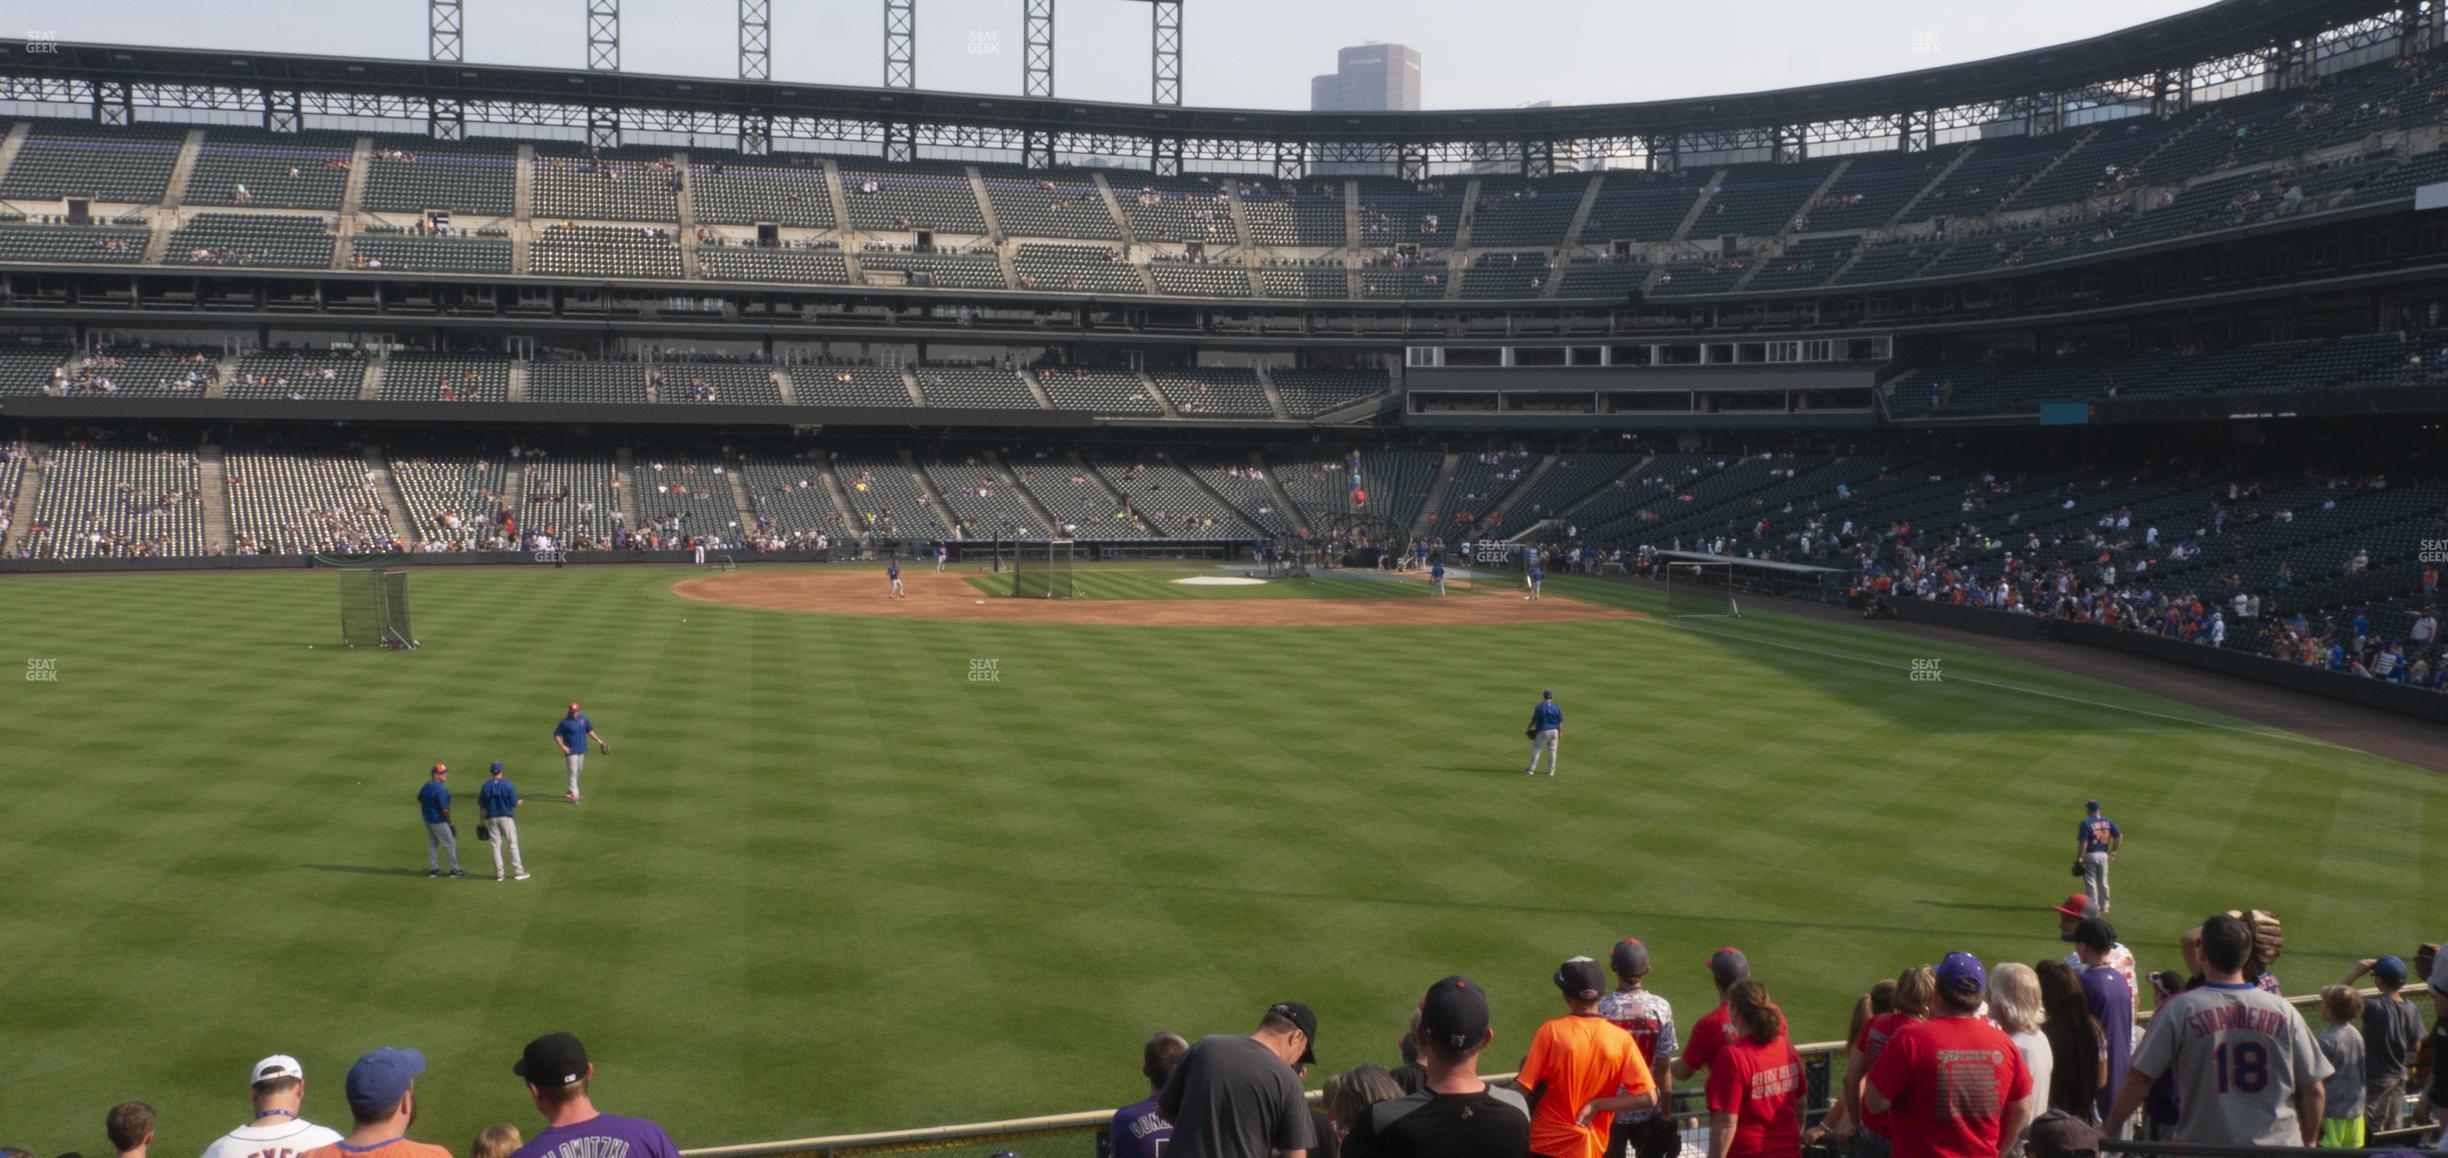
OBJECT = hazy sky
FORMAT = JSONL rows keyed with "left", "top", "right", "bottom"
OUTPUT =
{"left": 14, "top": 0, "right": 2222, "bottom": 110}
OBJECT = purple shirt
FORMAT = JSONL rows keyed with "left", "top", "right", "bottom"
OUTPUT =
{"left": 2081, "top": 963, "right": 2135, "bottom": 1121}
{"left": 1107, "top": 1093, "right": 1172, "bottom": 1158}
{"left": 511, "top": 1113, "right": 678, "bottom": 1158}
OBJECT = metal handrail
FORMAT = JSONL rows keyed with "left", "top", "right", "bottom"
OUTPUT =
{"left": 680, "top": 985, "right": 2435, "bottom": 1157}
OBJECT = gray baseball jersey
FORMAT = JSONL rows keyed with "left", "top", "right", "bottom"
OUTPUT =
{"left": 2130, "top": 982, "right": 2331, "bottom": 1145}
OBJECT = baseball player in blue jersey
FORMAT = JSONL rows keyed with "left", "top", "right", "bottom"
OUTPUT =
{"left": 479, "top": 762, "right": 529, "bottom": 881}
{"left": 934, "top": 543, "right": 949, "bottom": 573}
{"left": 888, "top": 560, "right": 906, "bottom": 598}
{"left": 552, "top": 702, "right": 611, "bottom": 804}
{"left": 419, "top": 764, "right": 467, "bottom": 877}
{"left": 1525, "top": 690, "right": 1562, "bottom": 776}
{"left": 2078, "top": 799, "right": 2123, "bottom": 913}
{"left": 1526, "top": 562, "right": 1546, "bottom": 601}
{"left": 1431, "top": 558, "right": 1447, "bottom": 595}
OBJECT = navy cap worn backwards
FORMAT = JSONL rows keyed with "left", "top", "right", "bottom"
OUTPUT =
{"left": 1554, "top": 956, "right": 1605, "bottom": 1002}
{"left": 344, "top": 1047, "right": 425, "bottom": 1114}
{"left": 513, "top": 1032, "right": 589, "bottom": 1088}
{"left": 1611, "top": 937, "right": 1651, "bottom": 978}
{"left": 1708, "top": 947, "right": 1749, "bottom": 987}
{"left": 1418, "top": 975, "right": 1490, "bottom": 1053}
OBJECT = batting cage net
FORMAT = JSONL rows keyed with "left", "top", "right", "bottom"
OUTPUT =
{"left": 1009, "top": 539, "right": 1077, "bottom": 598}
{"left": 1665, "top": 561, "right": 1741, "bottom": 618}
{"left": 337, "top": 568, "right": 419, "bottom": 647}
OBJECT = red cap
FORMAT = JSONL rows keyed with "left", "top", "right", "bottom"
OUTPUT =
{"left": 431, "top": 763, "right": 448, "bottom": 775}
{"left": 569, "top": 701, "right": 582, "bottom": 711}
{"left": 2051, "top": 893, "right": 2094, "bottom": 919}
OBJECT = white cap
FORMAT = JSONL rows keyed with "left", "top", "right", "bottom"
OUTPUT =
{"left": 251, "top": 1055, "right": 305, "bottom": 1084}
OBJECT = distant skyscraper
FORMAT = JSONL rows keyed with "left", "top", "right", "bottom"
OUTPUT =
{"left": 1310, "top": 43, "right": 1421, "bottom": 112}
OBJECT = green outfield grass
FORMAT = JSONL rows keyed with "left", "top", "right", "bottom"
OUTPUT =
{"left": 0, "top": 565, "right": 2439, "bottom": 1153}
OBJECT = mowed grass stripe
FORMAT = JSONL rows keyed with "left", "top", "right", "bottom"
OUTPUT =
{"left": 0, "top": 564, "right": 2441, "bottom": 1150}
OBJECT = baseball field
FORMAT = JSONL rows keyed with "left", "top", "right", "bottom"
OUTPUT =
{"left": 1, "top": 561, "right": 2439, "bottom": 1153}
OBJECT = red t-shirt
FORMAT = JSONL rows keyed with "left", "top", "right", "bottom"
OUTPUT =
{"left": 1853, "top": 1011, "right": 1918, "bottom": 1138}
{"left": 1865, "top": 1015, "right": 2033, "bottom": 1158}
{"left": 1706, "top": 1031, "right": 1805, "bottom": 1158}
{"left": 1681, "top": 1003, "right": 1732, "bottom": 1073}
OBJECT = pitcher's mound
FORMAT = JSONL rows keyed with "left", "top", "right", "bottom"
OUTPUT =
{"left": 672, "top": 570, "right": 1638, "bottom": 628}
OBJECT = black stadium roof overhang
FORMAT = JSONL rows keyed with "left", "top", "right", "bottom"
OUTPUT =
{"left": 0, "top": 0, "right": 2406, "bottom": 150}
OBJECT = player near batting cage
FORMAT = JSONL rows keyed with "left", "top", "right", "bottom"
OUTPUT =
{"left": 552, "top": 702, "right": 611, "bottom": 804}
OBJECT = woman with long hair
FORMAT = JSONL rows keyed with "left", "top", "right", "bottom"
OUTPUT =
{"left": 1989, "top": 963, "right": 2055, "bottom": 1144}
{"left": 1322, "top": 1064, "right": 1404, "bottom": 1145}
{"left": 1700, "top": 980, "right": 1804, "bottom": 1158}
{"left": 1837, "top": 967, "right": 1930, "bottom": 1157}
{"left": 2036, "top": 959, "right": 2104, "bottom": 1121}
{"left": 1810, "top": 980, "right": 1898, "bottom": 1145}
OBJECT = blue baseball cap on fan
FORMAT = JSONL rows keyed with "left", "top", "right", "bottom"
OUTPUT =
{"left": 1937, "top": 951, "right": 1987, "bottom": 996}
{"left": 344, "top": 1047, "right": 425, "bottom": 1114}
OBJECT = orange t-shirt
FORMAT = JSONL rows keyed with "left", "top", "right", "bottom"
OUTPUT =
{"left": 1517, "top": 1013, "right": 1656, "bottom": 1158}
{"left": 302, "top": 1138, "right": 454, "bottom": 1158}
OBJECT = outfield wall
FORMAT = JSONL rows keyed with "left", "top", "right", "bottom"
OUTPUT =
{"left": 1884, "top": 598, "right": 2448, "bottom": 724}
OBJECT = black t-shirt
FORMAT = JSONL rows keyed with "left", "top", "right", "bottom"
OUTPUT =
{"left": 2427, "top": 1020, "right": 2448, "bottom": 1103}
{"left": 1341, "top": 1085, "right": 1531, "bottom": 1158}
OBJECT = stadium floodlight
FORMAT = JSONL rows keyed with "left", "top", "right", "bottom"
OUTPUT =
{"left": 884, "top": 0, "right": 916, "bottom": 88}
{"left": 1023, "top": 0, "right": 1054, "bottom": 98}
{"left": 740, "top": 0, "right": 771, "bottom": 81}
{"left": 1665, "top": 562, "right": 1742, "bottom": 619}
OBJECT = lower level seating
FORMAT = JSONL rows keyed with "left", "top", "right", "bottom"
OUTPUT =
{"left": 1260, "top": 266, "right": 1350, "bottom": 299}
{"left": 221, "top": 448, "right": 393, "bottom": 554}
{"left": 0, "top": 222, "right": 147, "bottom": 265}
{"left": 163, "top": 213, "right": 335, "bottom": 268}
{"left": 530, "top": 226, "right": 682, "bottom": 280}
{"left": 388, "top": 453, "right": 512, "bottom": 549}
{"left": 696, "top": 245, "right": 850, "bottom": 285}
{"left": 350, "top": 234, "right": 513, "bottom": 275}
{"left": 18, "top": 444, "right": 207, "bottom": 559}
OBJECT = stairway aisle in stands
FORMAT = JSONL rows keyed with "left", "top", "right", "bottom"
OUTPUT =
{"left": 0, "top": 124, "right": 30, "bottom": 185}
{"left": 1411, "top": 453, "right": 1461, "bottom": 537}
{"left": 1485, "top": 455, "right": 1556, "bottom": 526}
{"left": 1253, "top": 451, "right": 1313, "bottom": 531}
{"left": 359, "top": 446, "right": 417, "bottom": 547}
{"left": 613, "top": 448, "right": 641, "bottom": 528}
{"left": 195, "top": 444, "right": 234, "bottom": 554}
{"left": 1, "top": 443, "right": 46, "bottom": 556}
{"left": 1065, "top": 450, "right": 1134, "bottom": 528}
{"left": 724, "top": 465, "right": 756, "bottom": 533}
{"left": 161, "top": 128, "right": 204, "bottom": 210}
{"left": 815, "top": 462, "right": 862, "bottom": 539}
{"left": 1254, "top": 368, "right": 1292, "bottom": 420}
{"left": 987, "top": 450, "right": 1065, "bottom": 533}
{"left": 357, "top": 361, "right": 386, "bottom": 401}
{"left": 897, "top": 449, "right": 962, "bottom": 537}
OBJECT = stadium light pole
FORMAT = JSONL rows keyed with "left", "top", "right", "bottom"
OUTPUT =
{"left": 587, "top": 0, "right": 621, "bottom": 150}
{"left": 1023, "top": 0, "right": 1055, "bottom": 97}
{"left": 740, "top": 0, "right": 771, "bottom": 80}
{"left": 428, "top": 0, "right": 465, "bottom": 140}
{"left": 884, "top": 0, "right": 916, "bottom": 87}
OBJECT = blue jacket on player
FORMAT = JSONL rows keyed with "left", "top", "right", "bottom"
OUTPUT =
{"left": 1532, "top": 699, "right": 1562, "bottom": 731}
{"left": 480, "top": 776, "right": 521, "bottom": 819}
{"left": 417, "top": 779, "right": 451, "bottom": 824}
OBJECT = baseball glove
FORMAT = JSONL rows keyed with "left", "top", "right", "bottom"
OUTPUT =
{"left": 476, "top": 821, "right": 491, "bottom": 842}
{"left": 1525, "top": 726, "right": 1537, "bottom": 740}
{"left": 2229, "top": 908, "right": 2284, "bottom": 972}
{"left": 2071, "top": 860, "right": 2085, "bottom": 877}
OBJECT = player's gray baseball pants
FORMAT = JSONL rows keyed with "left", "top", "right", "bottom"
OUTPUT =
{"left": 487, "top": 816, "right": 525, "bottom": 878}
{"left": 425, "top": 821, "right": 461, "bottom": 872}
{"left": 566, "top": 753, "right": 585, "bottom": 798}
{"left": 2082, "top": 850, "right": 2111, "bottom": 910}
{"left": 1527, "top": 728, "right": 1560, "bottom": 774}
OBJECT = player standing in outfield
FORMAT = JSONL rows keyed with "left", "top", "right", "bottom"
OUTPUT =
{"left": 888, "top": 559, "right": 906, "bottom": 598}
{"left": 479, "top": 762, "right": 529, "bottom": 882}
{"left": 552, "top": 702, "right": 611, "bottom": 804}
{"left": 2077, "top": 800, "right": 2122, "bottom": 913}
{"left": 1599, "top": 939, "right": 1679, "bottom": 1158}
{"left": 934, "top": 543, "right": 948, "bottom": 573}
{"left": 1431, "top": 559, "right": 1447, "bottom": 596}
{"left": 419, "top": 764, "right": 466, "bottom": 878}
{"left": 2106, "top": 913, "right": 2330, "bottom": 1145}
{"left": 1524, "top": 690, "right": 1562, "bottom": 777}
{"left": 1526, "top": 562, "right": 1546, "bottom": 601}
{"left": 1519, "top": 956, "right": 1656, "bottom": 1158}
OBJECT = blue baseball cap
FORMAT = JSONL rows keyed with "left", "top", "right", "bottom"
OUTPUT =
{"left": 344, "top": 1047, "right": 425, "bottom": 1114}
{"left": 2373, "top": 955, "right": 2408, "bottom": 985}
{"left": 490, "top": 761, "right": 504, "bottom": 773}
